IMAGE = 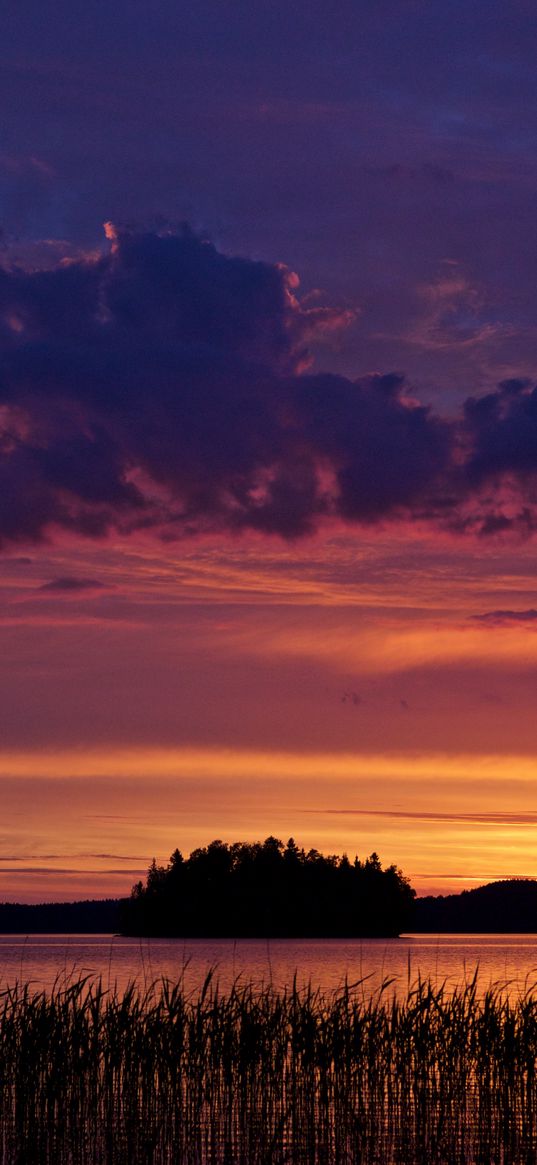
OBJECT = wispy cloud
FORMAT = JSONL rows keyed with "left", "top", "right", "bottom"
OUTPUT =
{"left": 39, "top": 576, "right": 108, "bottom": 593}
{"left": 305, "top": 807, "right": 537, "bottom": 826}
{"left": 0, "top": 867, "right": 145, "bottom": 875}
{"left": 471, "top": 609, "right": 537, "bottom": 627}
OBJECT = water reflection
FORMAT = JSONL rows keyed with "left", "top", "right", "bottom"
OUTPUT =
{"left": 0, "top": 932, "right": 537, "bottom": 996}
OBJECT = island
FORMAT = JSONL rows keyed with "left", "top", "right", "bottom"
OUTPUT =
{"left": 119, "top": 836, "right": 415, "bottom": 937}
{"left": 2, "top": 860, "right": 537, "bottom": 937}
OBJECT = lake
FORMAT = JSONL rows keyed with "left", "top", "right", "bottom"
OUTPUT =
{"left": 2, "top": 932, "right": 537, "bottom": 996}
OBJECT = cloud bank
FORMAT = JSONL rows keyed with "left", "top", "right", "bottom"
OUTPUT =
{"left": 1, "top": 224, "right": 536, "bottom": 549}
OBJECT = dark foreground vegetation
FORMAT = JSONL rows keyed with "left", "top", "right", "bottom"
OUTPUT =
{"left": 121, "top": 836, "right": 415, "bottom": 936}
{"left": 3, "top": 972, "right": 537, "bottom": 1163}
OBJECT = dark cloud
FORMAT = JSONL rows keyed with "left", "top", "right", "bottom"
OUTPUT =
{"left": 0, "top": 224, "right": 452, "bottom": 546}
{"left": 460, "top": 382, "right": 537, "bottom": 536}
{"left": 6, "top": 0, "right": 537, "bottom": 404}
{"left": 471, "top": 609, "right": 537, "bottom": 627}
{"left": 0, "top": 224, "right": 537, "bottom": 549}
{"left": 39, "top": 576, "right": 107, "bottom": 592}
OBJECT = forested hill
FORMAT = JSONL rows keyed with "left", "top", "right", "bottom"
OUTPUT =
{"left": 0, "top": 899, "right": 122, "bottom": 933}
{"left": 120, "top": 837, "right": 415, "bottom": 937}
{"left": 413, "top": 879, "right": 537, "bottom": 932}
{"left": 1, "top": 871, "right": 536, "bottom": 937}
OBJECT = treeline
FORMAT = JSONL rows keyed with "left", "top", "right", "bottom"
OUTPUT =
{"left": 414, "top": 879, "right": 537, "bottom": 932}
{"left": 0, "top": 899, "right": 122, "bottom": 934}
{"left": 120, "top": 836, "right": 415, "bottom": 937}
{"left": 2, "top": 872, "right": 537, "bottom": 936}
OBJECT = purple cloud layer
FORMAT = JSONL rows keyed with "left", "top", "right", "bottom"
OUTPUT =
{"left": 1, "top": 225, "right": 537, "bottom": 548}
{"left": 6, "top": 0, "right": 537, "bottom": 401}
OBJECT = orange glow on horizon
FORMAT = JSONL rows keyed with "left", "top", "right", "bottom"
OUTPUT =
{"left": 2, "top": 531, "right": 537, "bottom": 903}
{"left": 0, "top": 745, "right": 535, "bottom": 901}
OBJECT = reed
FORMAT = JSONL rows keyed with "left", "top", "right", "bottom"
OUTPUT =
{"left": 0, "top": 971, "right": 536, "bottom": 1162}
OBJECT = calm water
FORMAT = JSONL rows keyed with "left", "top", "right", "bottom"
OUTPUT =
{"left": 1, "top": 933, "right": 537, "bottom": 997}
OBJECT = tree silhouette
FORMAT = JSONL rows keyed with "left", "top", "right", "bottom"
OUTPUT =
{"left": 121, "top": 837, "right": 415, "bottom": 937}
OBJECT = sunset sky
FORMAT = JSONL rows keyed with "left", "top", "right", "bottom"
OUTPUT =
{"left": 3, "top": 0, "right": 537, "bottom": 902}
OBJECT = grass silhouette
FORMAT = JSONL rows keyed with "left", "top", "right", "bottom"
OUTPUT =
{"left": 0, "top": 970, "right": 536, "bottom": 1162}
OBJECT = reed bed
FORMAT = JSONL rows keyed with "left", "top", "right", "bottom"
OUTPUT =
{"left": 0, "top": 971, "right": 537, "bottom": 1163}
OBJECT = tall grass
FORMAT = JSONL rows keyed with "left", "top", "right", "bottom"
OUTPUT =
{"left": 1, "top": 971, "right": 537, "bottom": 1162}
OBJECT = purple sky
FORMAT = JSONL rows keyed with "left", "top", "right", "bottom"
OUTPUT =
{"left": 4, "top": 1, "right": 537, "bottom": 902}
{"left": 4, "top": 0, "right": 537, "bottom": 398}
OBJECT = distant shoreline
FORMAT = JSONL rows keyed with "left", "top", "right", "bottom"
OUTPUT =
{"left": 0, "top": 877, "right": 536, "bottom": 933}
